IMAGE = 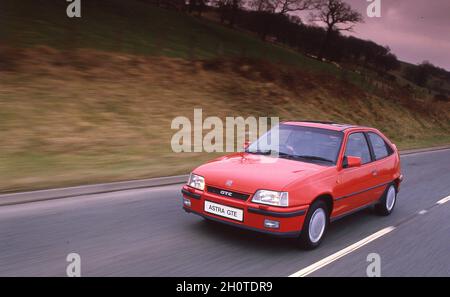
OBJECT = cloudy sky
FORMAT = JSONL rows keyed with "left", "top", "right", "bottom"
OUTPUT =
{"left": 301, "top": 0, "right": 450, "bottom": 70}
{"left": 340, "top": 0, "right": 450, "bottom": 70}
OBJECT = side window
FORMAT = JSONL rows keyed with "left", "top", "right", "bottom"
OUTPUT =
{"left": 344, "top": 133, "right": 372, "bottom": 164}
{"left": 368, "top": 133, "right": 390, "bottom": 160}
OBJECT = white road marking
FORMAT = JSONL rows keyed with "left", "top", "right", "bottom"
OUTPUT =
{"left": 289, "top": 226, "right": 396, "bottom": 277}
{"left": 290, "top": 194, "right": 450, "bottom": 277}
{"left": 437, "top": 196, "right": 450, "bottom": 205}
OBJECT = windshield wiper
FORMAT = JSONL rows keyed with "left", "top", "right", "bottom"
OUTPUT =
{"left": 246, "top": 149, "right": 280, "bottom": 155}
{"left": 246, "top": 151, "right": 334, "bottom": 164}
{"left": 294, "top": 155, "right": 334, "bottom": 163}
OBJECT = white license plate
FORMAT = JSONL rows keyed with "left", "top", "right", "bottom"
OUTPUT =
{"left": 204, "top": 201, "right": 243, "bottom": 222}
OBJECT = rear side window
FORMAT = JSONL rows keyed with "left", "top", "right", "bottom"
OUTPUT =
{"left": 368, "top": 133, "right": 391, "bottom": 160}
{"left": 344, "top": 133, "right": 372, "bottom": 164}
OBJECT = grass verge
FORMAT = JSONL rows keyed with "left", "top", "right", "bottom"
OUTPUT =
{"left": 0, "top": 47, "right": 449, "bottom": 192}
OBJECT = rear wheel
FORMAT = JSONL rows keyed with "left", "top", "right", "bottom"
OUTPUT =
{"left": 375, "top": 184, "right": 397, "bottom": 216}
{"left": 299, "top": 200, "right": 329, "bottom": 249}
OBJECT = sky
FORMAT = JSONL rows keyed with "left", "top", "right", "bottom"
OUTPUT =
{"left": 303, "top": 0, "right": 450, "bottom": 70}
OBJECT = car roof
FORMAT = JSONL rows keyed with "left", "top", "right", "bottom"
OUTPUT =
{"left": 282, "top": 121, "right": 372, "bottom": 132}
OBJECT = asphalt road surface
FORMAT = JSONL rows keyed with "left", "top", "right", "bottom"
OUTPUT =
{"left": 0, "top": 149, "right": 449, "bottom": 276}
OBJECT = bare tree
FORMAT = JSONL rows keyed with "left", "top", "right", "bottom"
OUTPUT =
{"left": 276, "top": 0, "right": 316, "bottom": 14}
{"left": 229, "top": 0, "right": 244, "bottom": 26}
{"left": 249, "top": 0, "right": 275, "bottom": 12}
{"left": 187, "top": 0, "right": 209, "bottom": 16}
{"left": 249, "top": 0, "right": 315, "bottom": 40}
{"left": 250, "top": 0, "right": 315, "bottom": 14}
{"left": 212, "top": 0, "right": 245, "bottom": 26}
{"left": 311, "top": 0, "right": 363, "bottom": 59}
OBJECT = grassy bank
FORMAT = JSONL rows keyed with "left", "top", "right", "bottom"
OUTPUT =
{"left": 1, "top": 0, "right": 332, "bottom": 69}
{"left": 0, "top": 0, "right": 449, "bottom": 192}
{"left": 0, "top": 47, "right": 449, "bottom": 192}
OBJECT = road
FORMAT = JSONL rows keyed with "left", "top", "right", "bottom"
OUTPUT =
{"left": 0, "top": 149, "right": 449, "bottom": 276}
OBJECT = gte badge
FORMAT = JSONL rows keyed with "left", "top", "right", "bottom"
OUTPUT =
{"left": 220, "top": 190, "right": 233, "bottom": 197}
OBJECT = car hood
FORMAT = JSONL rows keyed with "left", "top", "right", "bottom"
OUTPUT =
{"left": 193, "top": 153, "right": 328, "bottom": 194}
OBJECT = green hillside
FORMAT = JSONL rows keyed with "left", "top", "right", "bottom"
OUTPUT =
{"left": 1, "top": 0, "right": 338, "bottom": 71}
{"left": 0, "top": 0, "right": 449, "bottom": 192}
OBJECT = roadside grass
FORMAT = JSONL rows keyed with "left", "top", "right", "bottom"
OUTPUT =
{"left": 0, "top": 1, "right": 449, "bottom": 192}
{"left": 0, "top": 48, "right": 449, "bottom": 192}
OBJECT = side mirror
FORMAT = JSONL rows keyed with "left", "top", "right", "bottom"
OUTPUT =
{"left": 343, "top": 156, "right": 362, "bottom": 168}
{"left": 244, "top": 140, "right": 251, "bottom": 149}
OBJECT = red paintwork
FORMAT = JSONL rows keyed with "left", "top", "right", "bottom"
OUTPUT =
{"left": 182, "top": 122, "right": 402, "bottom": 236}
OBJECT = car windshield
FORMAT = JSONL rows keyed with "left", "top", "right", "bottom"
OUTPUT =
{"left": 246, "top": 124, "right": 343, "bottom": 165}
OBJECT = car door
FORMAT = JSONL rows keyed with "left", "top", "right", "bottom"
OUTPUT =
{"left": 366, "top": 132, "right": 395, "bottom": 199}
{"left": 333, "top": 132, "right": 379, "bottom": 217}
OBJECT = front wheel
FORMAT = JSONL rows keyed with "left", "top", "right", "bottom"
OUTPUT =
{"left": 374, "top": 184, "right": 397, "bottom": 216}
{"left": 298, "top": 200, "right": 329, "bottom": 250}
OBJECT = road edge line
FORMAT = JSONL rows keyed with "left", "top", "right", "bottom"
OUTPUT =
{"left": 0, "top": 175, "right": 189, "bottom": 207}
{"left": 1, "top": 145, "right": 449, "bottom": 206}
{"left": 437, "top": 196, "right": 450, "bottom": 205}
{"left": 399, "top": 145, "right": 450, "bottom": 156}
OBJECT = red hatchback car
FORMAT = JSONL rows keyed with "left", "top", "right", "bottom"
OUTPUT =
{"left": 182, "top": 121, "right": 403, "bottom": 249}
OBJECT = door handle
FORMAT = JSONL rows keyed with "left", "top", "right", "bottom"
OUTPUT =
{"left": 372, "top": 170, "right": 378, "bottom": 176}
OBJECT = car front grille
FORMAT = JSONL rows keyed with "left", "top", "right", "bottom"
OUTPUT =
{"left": 207, "top": 186, "right": 250, "bottom": 201}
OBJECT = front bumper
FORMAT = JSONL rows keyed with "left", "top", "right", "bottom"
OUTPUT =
{"left": 181, "top": 185, "right": 307, "bottom": 238}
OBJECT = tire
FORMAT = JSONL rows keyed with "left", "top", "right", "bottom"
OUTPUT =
{"left": 374, "top": 184, "right": 397, "bottom": 216}
{"left": 298, "top": 200, "right": 329, "bottom": 250}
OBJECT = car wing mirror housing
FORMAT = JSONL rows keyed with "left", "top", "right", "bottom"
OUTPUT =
{"left": 343, "top": 156, "right": 362, "bottom": 168}
{"left": 244, "top": 140, "right": 251, "bottom": 150}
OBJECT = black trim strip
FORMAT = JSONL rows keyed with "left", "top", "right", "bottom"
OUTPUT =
{"left": 183, "top": 207, "right": 301, "bottom": 238}
{"left": 207, "top": 186, "right": 249, "bottom": 201}
{"left": 181, "top": 189, "right": 201, "bottom": 200}
{"left": 363, "top": 132, "right": 376, "bottom": 162}
{"left": 330, "top": 201, "right": 377, "bottom": 222}
{"left": 334, "top": 181, "right": 391, "bottom": 201}
{"left": 247, "top": 207, "right": 306, "bottom": 218}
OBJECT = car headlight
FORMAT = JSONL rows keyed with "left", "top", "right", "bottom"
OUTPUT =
{"left": 252, "top": 190, "right": 289, "bottom": 207}
{"left": 188, "top": 173, "right": 205, "bottom": 191}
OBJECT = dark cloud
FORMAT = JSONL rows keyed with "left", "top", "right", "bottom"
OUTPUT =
{"left": 298, "top": 0, "right": 450, "bottom": 70}
{"left": 345, "top": 0, "right": 450, "bottom": 70}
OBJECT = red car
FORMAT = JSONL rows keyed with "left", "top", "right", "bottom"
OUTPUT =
{"left": 182, "top": 121, "right": 403, "bottom": 249}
